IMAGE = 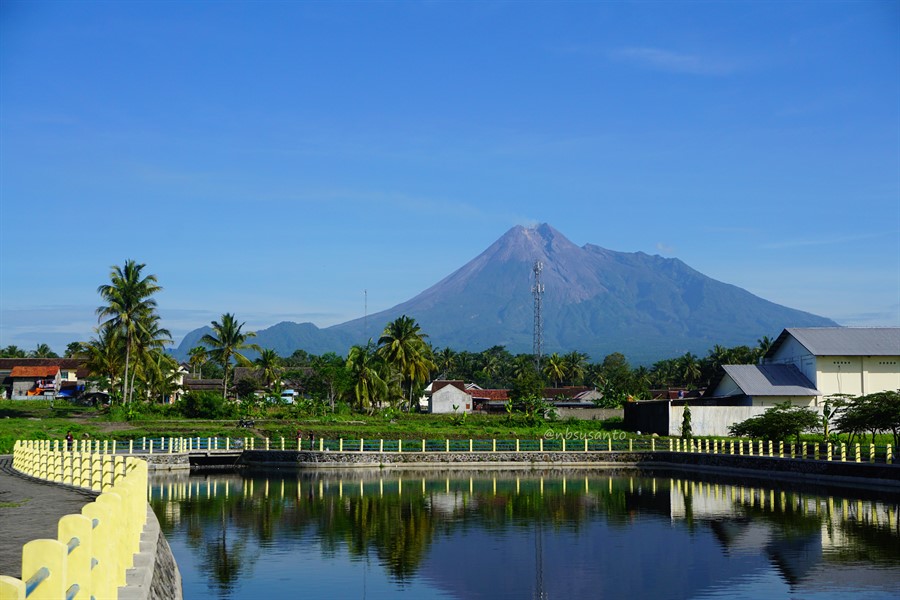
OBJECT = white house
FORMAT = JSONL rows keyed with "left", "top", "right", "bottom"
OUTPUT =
{"left": 428, "top": 381, "right": 473, "bottom": 414}
{"left": 708, "top": 327, "right": 900, "bottom": 407}
{"left": 763, "top": 327, "right": 900, "bottom": 399}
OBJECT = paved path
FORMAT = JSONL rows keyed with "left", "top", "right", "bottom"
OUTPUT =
{"left": 0, "top": 455, "right": 97, "bottom": 578}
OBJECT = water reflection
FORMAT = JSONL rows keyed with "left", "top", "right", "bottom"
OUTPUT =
{"left": 150, "top": 469, "right": 900, "bottom": 599}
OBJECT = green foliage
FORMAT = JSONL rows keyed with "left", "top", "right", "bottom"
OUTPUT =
{"left": 681, "top": 403, "right": 693, "bottom": 438}
{"left": 177, "top": 391, "right": 236, "bottom": 419}
{"left": 833, "top": 390, "right": 900, "bottom": 447}
{"left": 729, "top": 402, "right": 820, "bottom": 442}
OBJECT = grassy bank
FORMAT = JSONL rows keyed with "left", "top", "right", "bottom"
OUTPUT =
{"left": 1, "top": 400, "right": 891, "bottom": 455}
{"left": 0, "top": 400, "right": 624, "bottom": 454}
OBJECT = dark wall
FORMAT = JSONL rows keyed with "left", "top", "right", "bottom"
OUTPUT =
{"left": 624, "top": 401, "right": 670, "bottom": 435}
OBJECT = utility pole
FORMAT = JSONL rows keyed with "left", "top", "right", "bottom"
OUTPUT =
{"left": 532, "top": 261, "right": 544, "bottom": 371}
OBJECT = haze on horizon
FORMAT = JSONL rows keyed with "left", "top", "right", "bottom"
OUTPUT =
{"left": 1, "top": 1, "right": 898, "bottom": 354}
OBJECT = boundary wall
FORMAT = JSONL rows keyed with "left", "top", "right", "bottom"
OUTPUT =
{"left": 0, "top": 441, "right": 182, "bottom": 600}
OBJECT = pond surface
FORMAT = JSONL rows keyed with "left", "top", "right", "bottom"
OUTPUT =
{"left": 150, "top": 468, "right": 900, "bottom": 599}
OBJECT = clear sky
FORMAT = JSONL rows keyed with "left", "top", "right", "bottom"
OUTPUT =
{"left": 1, "top": 1, "right": 898, "bottom": 354}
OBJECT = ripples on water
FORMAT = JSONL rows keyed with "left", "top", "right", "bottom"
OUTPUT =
{"left": 149, "top": 469, "right": 900, "bottom": 600}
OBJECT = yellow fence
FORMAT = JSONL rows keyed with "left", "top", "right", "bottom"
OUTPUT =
{"left": 0, "top": 440, "right": 148, "bottom": 600}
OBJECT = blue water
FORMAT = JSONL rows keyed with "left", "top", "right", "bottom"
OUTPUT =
{"left": 150, "top": 470, "right": 900, "bottom": 599}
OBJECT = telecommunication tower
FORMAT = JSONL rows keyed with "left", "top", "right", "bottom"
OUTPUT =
{"left": 532, "top": 261, "right": 544, "bottom": 370}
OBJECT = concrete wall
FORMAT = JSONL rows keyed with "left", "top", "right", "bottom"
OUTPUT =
{"left": 554, "top": 408, "right": 623, "bottom": 421}
{"left": 815, "top": 355, "right": 900, "bottom": 398}
{"left": 670, "top": 405, "right": 767, "bottom": 437}
{"left": 430, "top": 386, "right": 472, "bottom": 414}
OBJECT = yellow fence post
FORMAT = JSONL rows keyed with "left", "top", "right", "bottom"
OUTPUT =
{"left": 470, "top": 439, "right": 474, "bottom": 453}
{"left": 869, "top": 443, "right": 875, "bottom": 463}
{"left": 778, "top": 441, "right": 783, "bottom": 458}
{"left": 855, "top": 443, "right": 861, "bottom": 463}
{"left": 81, "top": 503, "right": 115, "bottom": 600}
{"left": 887, "top": 444, "right": 893, "bottom": 464}
{"left": 319, "top": 438, "right": 323, "bottom": 452}
{"left": 21, "top": 539, "right": 67, "bottom": 600}
{"left": 281, "top": 437, "right": 285, "bottom": 451}
{"left": 827, "top": 443, "right": 833, "bottom": 461}
{"left": 0, "top": 576, "right": 25, "bottom": 599}
{"left": 446, "top": 439, "right": 450, "bottom": 453}
{"left": 539, "top": 439, "right": 543, "bottom": 452}
{"left": 841, "top": 443, "right": 846, "bottom": 462}
{"left": 58, "top": 513, "right": 92, "bottom": 600}
{"left": 339, "top": 438, "right": 343, "bottom": 452}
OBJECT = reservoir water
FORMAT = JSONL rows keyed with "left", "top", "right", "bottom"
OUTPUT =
{"left": 150, "top": 469, "right": 900, "bottom": 599}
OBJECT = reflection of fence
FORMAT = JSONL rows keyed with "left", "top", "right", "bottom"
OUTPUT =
{"left": 63, "top": 435, "right": 897, "bottom": 464}
{"left": 0, "top": 440, "right": 148, "bottom": 599}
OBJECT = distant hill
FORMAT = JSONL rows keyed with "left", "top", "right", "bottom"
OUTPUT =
{"left": 173, "top": 223, "right": 837, "bottom": 364}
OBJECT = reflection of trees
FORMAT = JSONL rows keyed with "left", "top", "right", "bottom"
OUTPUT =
{"left": 149, "top": 472, "right": 900, "bottom": 590}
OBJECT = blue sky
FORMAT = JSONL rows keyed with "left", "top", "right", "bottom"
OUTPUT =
{"left": 1, "top": 1, "right": 898, "bottom": 354}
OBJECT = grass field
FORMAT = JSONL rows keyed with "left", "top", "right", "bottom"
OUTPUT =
{"left": 0, "top": 400, "right": 892, "bottom": 455}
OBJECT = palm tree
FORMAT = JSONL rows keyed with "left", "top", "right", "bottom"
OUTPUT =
{"left": 542, "top": 353, "right": 566, "bottom": 388}
{"left": 97, "top": 260, "right": 162, "bottom": 404}
{"left": 188, "top": 346, "right": 209, "bottom": 378}
{"left": 0, "top": 345, "right": 27, "bottom": 358}
{"left": 435, "top": 347, "right": 456, "bottom": 379}
{"left": 77, "top": 325, "right": 124, "bottom": 395}
{"left": 30, "top": 343, "right": 59, "bottom": 358}
{"left": 128, "top": 313, "right": 172, "bottom": 403}
{"left": 757, "top": 335, "right": 774, "bottom": 359}
{"left": 346, "top": 342, "right": 388, "bottom": 412}
{"left": 254, "top": 349, "right": 282, "bottom": 392}
{"left": 200, "top": 313, "right": 260, "bottom": 399}
{"left": 679, "top": 353, "right": 701, "bottom": 388}
{"left": 562, "top": 351, "right": 588, "bottom": 386}
{"left": 377, "top": 315, "right": 435, "bottom": 411}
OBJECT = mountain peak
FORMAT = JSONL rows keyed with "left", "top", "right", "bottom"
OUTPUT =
{"left": 174, "top": 224, "right": 838, "bottom": 364}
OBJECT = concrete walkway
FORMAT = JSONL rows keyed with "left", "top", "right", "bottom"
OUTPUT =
{"left": 0, "top": 455, "right": 98, "bottom": 578}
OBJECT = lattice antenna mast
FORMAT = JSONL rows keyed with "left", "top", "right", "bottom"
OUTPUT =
{"left": 532, "top": 261, "right": 544, "bottom": 370}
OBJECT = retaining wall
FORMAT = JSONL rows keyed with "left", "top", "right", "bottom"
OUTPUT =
{"left": 237, "top": 449, "right": 900, "bottom": 488}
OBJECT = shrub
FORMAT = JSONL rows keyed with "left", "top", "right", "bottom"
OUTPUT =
{"left": 177, "top": 391, "right": 235, "bottom": 419}
{"left": 833, "top": 390, "right": 900, "bottom": 447}
{"left": 681, "top": 403, "right": 692, "bottom": 438}
{"left": 729, "top": 402, "right": 820, "bottom": 443}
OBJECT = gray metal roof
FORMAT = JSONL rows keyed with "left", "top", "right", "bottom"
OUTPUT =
{"left": 769, "top": 327, "right": 900, "bottom": 357}
{"left": 721, "top": 364, "right": 821, "bottom": 397}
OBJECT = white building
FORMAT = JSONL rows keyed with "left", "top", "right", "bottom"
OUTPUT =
{"left": 708, "top": 327, "right": 900, "bottom": 407}
{"left": 428, "top": 381, "right": 473, "bottom": 414}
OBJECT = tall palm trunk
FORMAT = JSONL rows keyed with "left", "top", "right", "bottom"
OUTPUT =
{"left": 123, "top": 340, "right": 132, "bottom": 404}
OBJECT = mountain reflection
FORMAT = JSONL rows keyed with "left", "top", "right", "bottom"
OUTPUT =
{"left": 150, "top": 469, "right": 900, "bottom": 599}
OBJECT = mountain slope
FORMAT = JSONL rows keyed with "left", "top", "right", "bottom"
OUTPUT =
{"left": 173, "top": 224, "right": 837, "bottom": 363}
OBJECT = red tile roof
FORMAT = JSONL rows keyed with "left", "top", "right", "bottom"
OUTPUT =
{"left": 470, "top": 389, "right": 509, "bottom": 401}
{"left": 10, "top": 366, "right": 60, "bottom": 378}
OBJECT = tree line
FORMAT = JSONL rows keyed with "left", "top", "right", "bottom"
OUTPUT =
{"left": 7, "top": 260, "right": 775, "bottom": 411}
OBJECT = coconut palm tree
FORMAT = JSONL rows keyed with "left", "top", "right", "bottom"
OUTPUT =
{"left": 254, "top": 349, "right": 282, "bottom": 392}
{"left": 346, "top": 342, "right": 388, "bottom": 412}
{"left": 188, "top": 346, "right": 208, "bottom": 378}
{"left": 542, "top": 353, "right": 566, "bottom": 388}
{"left": 200, "top": 313, "right": 260, "bottom": 399}
{"left": 563, "top": 351, "right": 588, "bottom": 386}
{"left": 97, "top": 260, "right": 162, "bottom": 404}
{"left": 77, "top": 325, "right": 125, "bottom": 395}
{"left": 377, "top": 315, "right": 435, "bottom": 411}
{"left": 679, "top": 352, "right": 701, "bottom": 388}
{"left": 435, "top": 347, "right": 457, "bottom": 379}
{"left": 30, "top": 343, "right": 59, "bottom": 358}
{"left": 128, "top": 313, "right": 172, "bottom": 403}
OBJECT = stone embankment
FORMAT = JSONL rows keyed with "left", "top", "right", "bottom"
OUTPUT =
{"left": 236, "top": 449, "right": 900, "bottom": 489}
